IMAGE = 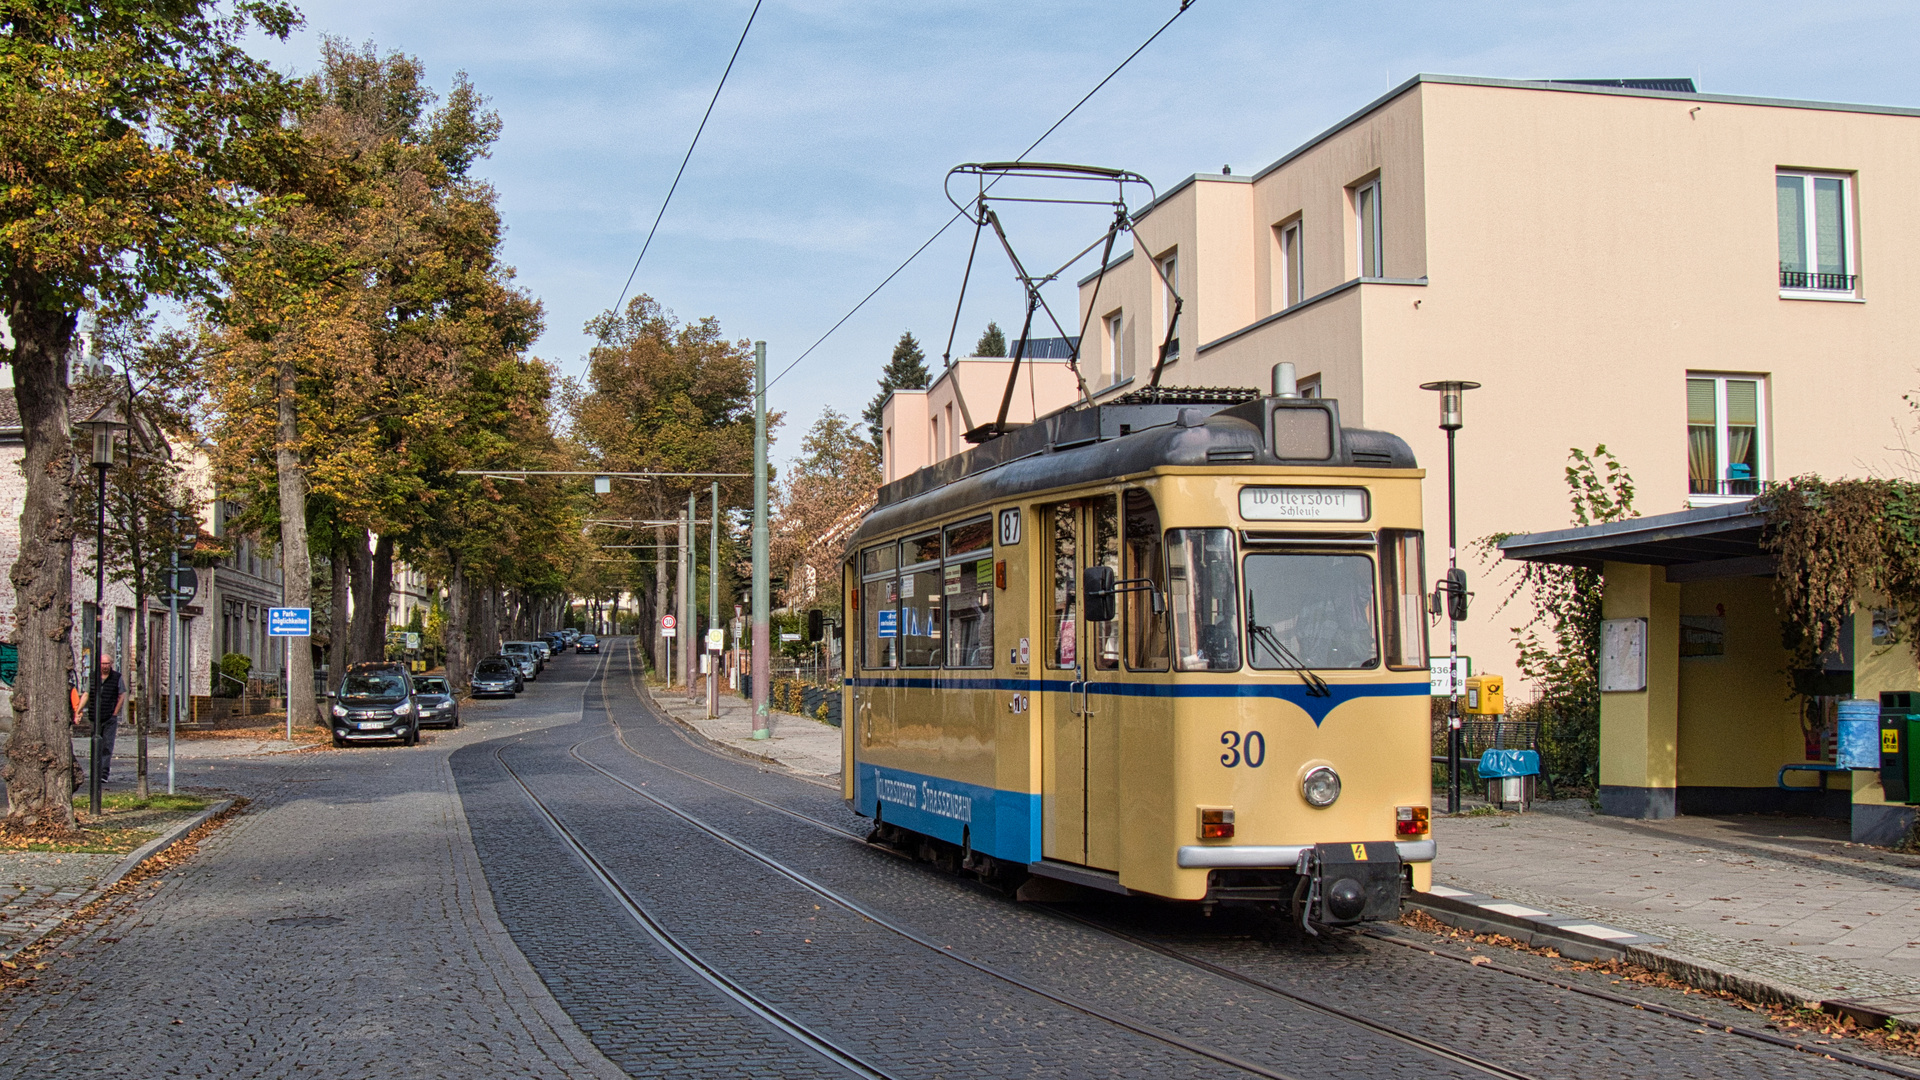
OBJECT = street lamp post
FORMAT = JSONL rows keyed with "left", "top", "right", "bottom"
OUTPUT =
{"left": 1419, "top": 380, "right": 1479, "bottom": 815}
{"left": 76, "top": 415, "right": 121, "bottom": 817}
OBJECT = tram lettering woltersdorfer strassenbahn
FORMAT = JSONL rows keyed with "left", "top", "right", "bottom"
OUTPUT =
{"left": 842, "top": 372, "right": 1436, "bottom": 930}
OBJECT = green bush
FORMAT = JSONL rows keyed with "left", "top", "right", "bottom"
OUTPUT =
{"left": 213, "top": 652, "right": 252, "bottom": 697}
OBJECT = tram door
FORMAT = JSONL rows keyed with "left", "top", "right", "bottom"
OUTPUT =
{"left": 1039, "top": 497, "right": 1123, "bottom": 870}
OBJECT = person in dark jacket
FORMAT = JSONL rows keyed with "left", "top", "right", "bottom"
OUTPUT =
{"left": 75, "top": 654, "right": 125, "bottom": 785}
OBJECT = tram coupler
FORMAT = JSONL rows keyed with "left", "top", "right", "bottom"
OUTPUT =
{"left": 1292, "top": 843, "right": 1406, "bottom": 933}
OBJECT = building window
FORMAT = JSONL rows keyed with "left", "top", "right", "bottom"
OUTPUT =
{"left": 1296, "top": 373, "right": 1322, "bottom": 399}
{"left": 1777, "top": 171, "right": 1854, "bottom": 293}
{"left": 1279, "top": 221, "right": 1303, "bottom": 307}
{"left": 1158, "top": 252, "right": 1179, "bottom": 361}
{"left": 1687, "top": 375, "right": 1766, "bottom": 498}
{"left": 1106, "top": 311, "right": 1124, "bottom": 383}
{"left": 1354, "top": 180, "right": 1382, "bottom": 278}
{"left": 944, "top": 404, "right": 955, "bottom": 455}
{"left": 930, "top": 415, "right": 940, "bottom": 460}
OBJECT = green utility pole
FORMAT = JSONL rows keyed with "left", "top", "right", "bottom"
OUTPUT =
{"left": 709, "top": 480, "right": 720, "bottom": 719}
{"left": 685, "top": 489, "right": 697, "bottom": 703}
{"left": 751, "top": 340, "right": 771, "bottom": 740}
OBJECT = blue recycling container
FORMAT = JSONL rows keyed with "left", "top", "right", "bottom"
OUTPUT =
{"left": 1837, "top": 698, "right": 1880, "bottom": 769}
{"left": 1477, "top": 749, "right": 1541, "bottom": 778}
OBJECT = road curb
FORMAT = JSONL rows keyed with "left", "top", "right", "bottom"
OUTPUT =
{"left": 637, "top": 685, "right": 787, "bottom": 769}
{"left": 1, "top": 797, "right": 235, "bottom": 964}
{"left": 1411, "top": 887, "right": 1917, "bottom": 1030}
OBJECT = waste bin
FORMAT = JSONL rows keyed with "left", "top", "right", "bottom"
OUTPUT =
{"left": 1878, "top": 691, "right": 1919, "bottom": 804}
{"left": 1478, "top": 749, "right": 1540, "bottom": 811}
{"left": 1837, "top": 699, "right": 1880, "bottom": 769}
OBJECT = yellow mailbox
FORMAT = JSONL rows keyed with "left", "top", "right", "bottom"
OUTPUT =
{"left": 1464, "top": 674, "right": 1505, "bottom": 716}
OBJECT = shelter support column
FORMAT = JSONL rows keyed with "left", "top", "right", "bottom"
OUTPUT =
{"left": 1598, "top": 561, "right": 1680, "bottom": 819}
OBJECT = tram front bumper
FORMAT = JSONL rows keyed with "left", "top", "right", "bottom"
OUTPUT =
{"left": 1176, "top": 839, "right": 1435, "bottom": 868}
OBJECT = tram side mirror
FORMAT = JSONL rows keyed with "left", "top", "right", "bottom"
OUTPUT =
{"left": 807, "top": 609, "right": 824, "bottom": 642}
{"left": 1443, "top": 568, "right": 1469, "bottom": 622}
{"left": 1083, "top": 565, "right": 1117, "bottom": 623}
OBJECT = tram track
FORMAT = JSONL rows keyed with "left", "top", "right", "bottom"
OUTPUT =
{"left": 584, "top": 642, "right": 1916, "bottom": 1080}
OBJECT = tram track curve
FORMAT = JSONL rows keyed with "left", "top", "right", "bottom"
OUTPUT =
{"left": 588, "top": 641, "right": 1918, "bottom": 1080}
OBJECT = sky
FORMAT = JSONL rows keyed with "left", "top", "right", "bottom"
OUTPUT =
{"left": 247, "top": 0, "right": 1920, "bottom": 463}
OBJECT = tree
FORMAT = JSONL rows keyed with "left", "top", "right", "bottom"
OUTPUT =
{"left": 0, "top": 0, "right": 297, "bottom": 831}
{"left": 771, "top": 409, "right": 878, "bottom": 614}
{"left": 862, "top": 331, "right": 929, "bottom": 447}
{"left": 570, "top": 296, "right": 760, "bottom": 676}
{"left": 974, "top": 321, "right": 1007, "bottom": 358}
{"left": 1483, "top": 446, "right": 1636, "bottom": 793}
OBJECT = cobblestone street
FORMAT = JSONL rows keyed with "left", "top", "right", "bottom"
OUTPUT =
{"left": 0, "top": 640, "right": 1914, "bottom": 1078}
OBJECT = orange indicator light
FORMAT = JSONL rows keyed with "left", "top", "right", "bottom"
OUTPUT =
{"left": 1198, "top": 807, "right": 1235, "bottom": 839}
{"left": 1396, "top": 805, "right": 1430, "bottom": 836}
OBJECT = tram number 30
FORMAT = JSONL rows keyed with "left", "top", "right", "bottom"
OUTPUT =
{"left": 1219, "top": 731, "right": 1267, "bottom": 768}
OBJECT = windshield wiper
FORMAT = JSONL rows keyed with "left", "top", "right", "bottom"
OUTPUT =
{"left": 1247, "top": 593, "right": 1331, "bottom": 697}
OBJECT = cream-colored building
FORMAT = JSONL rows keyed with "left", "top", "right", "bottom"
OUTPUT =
{"left": 879, "top": 356, "right": 1082, "bottom": 484}
{"left": 1072, "top": 74, "right": 1920, "bottom": 689}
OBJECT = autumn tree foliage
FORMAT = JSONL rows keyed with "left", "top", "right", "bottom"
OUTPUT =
{"left": 204, "top": 40, "right": 551, "bottom": 696}
{"left": 771, "top": 409, "right": 878, "bottom": 615}
{"left": 0, "top": 0, "right": 298, "bottom": 830}
{"left": 569, "top": 297, "right": 759, "bottom": 674}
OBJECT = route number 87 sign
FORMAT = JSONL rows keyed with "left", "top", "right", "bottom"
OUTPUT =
{"left": 998, "top": 508, "right": 1021, "bottom": 546}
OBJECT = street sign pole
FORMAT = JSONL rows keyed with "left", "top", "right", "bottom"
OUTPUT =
{"left": 709, "top": 480, "right": 720, "bottom": 720}
{"left": 751, "top": 341, "right": 771, "bottom": 740}
{"left": 168, "top": 515, "right": 180, "bottom": 795}
{"left": 266, "top": 608, "right": 311, "bottom": 743}
{"left": 683, "top": 492, "right": 695, "bottom": 703}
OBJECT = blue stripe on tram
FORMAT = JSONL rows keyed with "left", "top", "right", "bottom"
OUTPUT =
{"left": 844, "top": 676, "right": 1428, "bottom": 725}
{"left": 856, "top": 762, "right": 1043, "bottom": 865}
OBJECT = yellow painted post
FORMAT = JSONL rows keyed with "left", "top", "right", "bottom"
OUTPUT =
{"left": 1598, "top": 561, "right": 1681, "bottom": 818}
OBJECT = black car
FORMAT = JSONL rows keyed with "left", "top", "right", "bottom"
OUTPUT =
{"left": 471, "top": 657, "right": 521, "bottom": 697}
{"left": 411, "top": 675, "right": 461, "bottom": 728}
{"left": 330, "top": 664, "right": 421, "bottom": 747}
{"left": 577, "top": 634, "right": 600, "bottom": 654}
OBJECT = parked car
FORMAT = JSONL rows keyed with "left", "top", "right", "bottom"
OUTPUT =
{"left": 560, "top": 629, "right": 580, "bottom": 645}
{"left": 542, "top": 632, "right": 567, "bottom": 653}
{"left": 501, "top": 642, "right": 542, "bottom": 679}
{"left": 577, "top": 634, "right": 601, "bottom": 654}
{"left": 411, "top": 675, "right": 461, "bottom": 728}
{"left": 329, "top": 663, "right": 421, "bottom": 747}
{"left": 472, "top": 657, "right": 521, "bottom": 696}
{"left": 531, "top": 638, "right": 553, "bottom": 660}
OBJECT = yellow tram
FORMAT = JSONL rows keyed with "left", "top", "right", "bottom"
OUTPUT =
{"left": 841, "top": 380, "right": 1435, "bottom": 927}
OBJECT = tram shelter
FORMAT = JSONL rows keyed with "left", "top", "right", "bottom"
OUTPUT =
{"left": 1498, "top": 502, "right": 1916, "bottom": 845}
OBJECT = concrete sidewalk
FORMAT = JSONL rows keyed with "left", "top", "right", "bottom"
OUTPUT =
{"left": 1430, "top": 802, "right": 1920, "bottom": 1026}
{"left": 641, "top": 681, "right": 842, "bottom": 780}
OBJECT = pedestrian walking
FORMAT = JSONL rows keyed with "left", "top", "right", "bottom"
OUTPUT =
{"left": 75, "top": 654, "right": 125, "bottom": 786}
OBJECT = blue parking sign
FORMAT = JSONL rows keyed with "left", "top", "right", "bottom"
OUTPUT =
{"left": 876, "top": 610, "right": 898, "bottom": 638}
{"left": 267, "top": 607, "right": 312, "bottom": 637}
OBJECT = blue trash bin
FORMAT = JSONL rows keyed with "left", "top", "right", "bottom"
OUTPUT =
{"left": 1838, "top": 699, "right": 1880, "bottom": 770}
{"left": 1478, "top": 749, "right": 1540, "bottom": 810}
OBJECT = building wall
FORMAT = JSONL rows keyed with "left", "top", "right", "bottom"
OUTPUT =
{"left": 879, "top": 358, "right": 1081, "bottom": 481}
{"left": 1082, "top": 76, "right": 1920, "bottom": 695}
{"left": 1672, "top": 576, "right": 1802, "bottom": 791}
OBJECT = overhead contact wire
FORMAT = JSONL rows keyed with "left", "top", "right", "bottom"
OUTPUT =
{"left": 764, "top": 0, "right": 1199, "bottom": 391}
{"left": 613, "top": 0, "right": 765, "bottom": 315}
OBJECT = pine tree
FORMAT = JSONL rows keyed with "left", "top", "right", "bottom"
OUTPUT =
{"left": 863, "top": 331, "right": 930, "bottom": 446}
{"left": 974, "top": 321, "right": 1007, "bottom": 358}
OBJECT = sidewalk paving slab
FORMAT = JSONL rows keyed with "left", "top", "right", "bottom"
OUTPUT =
{"left": 1422, "top": 801, "right": 1920, "bottom": 1029}
{"left": 639, "top": 680, "right": 842, "bottom": 781}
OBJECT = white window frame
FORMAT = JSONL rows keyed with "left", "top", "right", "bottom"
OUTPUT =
{"left": 1776, "top": 170, "right": 1857, "bottom": 299}
{"left": 1686, "top": 373, "right": 1769, "bottom": 507}
{"left": 1279, "top": 221, "right": 1303, "bottom": 307}
{"left": 1106, "top": 310, "right": 1125, "bottom": 383}
{"left": 1353, "top": 180, "right": 1382, "bottom": 279}
{"left": 1296, "top": 373, "right": 1322, "bottom": 399}
{"left": 1158, "top": 251, "right": 1179, "bottom": 361}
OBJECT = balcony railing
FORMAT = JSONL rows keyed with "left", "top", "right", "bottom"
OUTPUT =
{"left": 1780, "top": 268, "right": 1856, "bottom": 291}
{"left": 1688, "top": 477, "right": 1776, "bottom": 498}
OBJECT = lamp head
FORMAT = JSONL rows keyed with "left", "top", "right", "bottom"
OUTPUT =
{"left": 1419, "top": 380, "right": 1481, "bottom": 431}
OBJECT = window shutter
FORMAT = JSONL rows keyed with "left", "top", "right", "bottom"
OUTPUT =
{"left": 1687, "top": 379, "right": 1717, "bottom": 425}
{"left": 1726, "top": 380, "right": 1758, "bottom": 426}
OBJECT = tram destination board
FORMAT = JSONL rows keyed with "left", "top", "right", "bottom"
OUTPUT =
{"left": 1238, "top": 485, "right": 1369, "bottom": 522}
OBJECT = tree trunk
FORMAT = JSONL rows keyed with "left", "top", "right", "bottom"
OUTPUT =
{"left": 346, "top": 534, "right": 375, "bottom": 663}
{"left": 2, "top": 293, "right": 78, "bottom": 831}
{"left": 274, "top": 354, "right": 317, "bottom": 730}
{"left": 328, "top": 541, "right": 350, "bottom": 685}
{"left": 366, "top": 534, "right": 393, "bottom": 658}
{"left": 445, "top": 551, "right": 468, "bottom": 690}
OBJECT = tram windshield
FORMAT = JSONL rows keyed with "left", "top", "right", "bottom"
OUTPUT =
{"left": 1244, "top": 553, "right": 1380, "bottom": 670}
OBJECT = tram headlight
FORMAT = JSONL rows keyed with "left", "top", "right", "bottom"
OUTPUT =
{"left": 1301, "top": 766, "right": 1341, "bottom": 808}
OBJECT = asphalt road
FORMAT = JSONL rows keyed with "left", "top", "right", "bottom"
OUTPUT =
{"left": 0, "top": 640, "right": 1910, "bottom": 1079}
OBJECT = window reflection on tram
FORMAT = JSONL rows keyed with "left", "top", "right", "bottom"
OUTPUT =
{"left": 1245, "top": 553, "right": 1380, "bottom": 670}
{"left": 1167, "top": 529, "right": 1240, "bottom": 672}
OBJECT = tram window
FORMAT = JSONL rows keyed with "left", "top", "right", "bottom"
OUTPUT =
{"left": 861, "top": 577, "right": 897, "bottom": 669}
{"left": 900, "top": 533, "right": 943, "bottom": 668}
{"left": 1124, "top": 489, "right": 1169, "bottom": 671}
{"left": 1048, "top": 504, "right": 1077, "bottom": 668}
{"left": 1381, "top": 530, "right": 1428, "bottom": 669}
{"left": 1245, "top": 553, "right": 1380, "bottom": 670}
{"left": 944, "top": 517, "right": 992, "bottom": 558}
{"left": 1168, "top": 529, "right": 1241, "bottom": 672}
{"left": 861, "top": 544, "right": 896, "bottom": 578}
{"left": 1091, "top": 496, "right": 1120, "bottom": 670}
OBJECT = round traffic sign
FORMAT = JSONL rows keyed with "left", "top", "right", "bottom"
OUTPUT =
{"left": 661, "top": 614, "right": 677, "bottom": 629}
{"left": 168, "top": 566, "right": 197, "bottom": 603}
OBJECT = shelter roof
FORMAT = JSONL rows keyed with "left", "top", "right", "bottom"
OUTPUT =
{"left": 1497, "top": 500, "right": 1771, "bottom": 581}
